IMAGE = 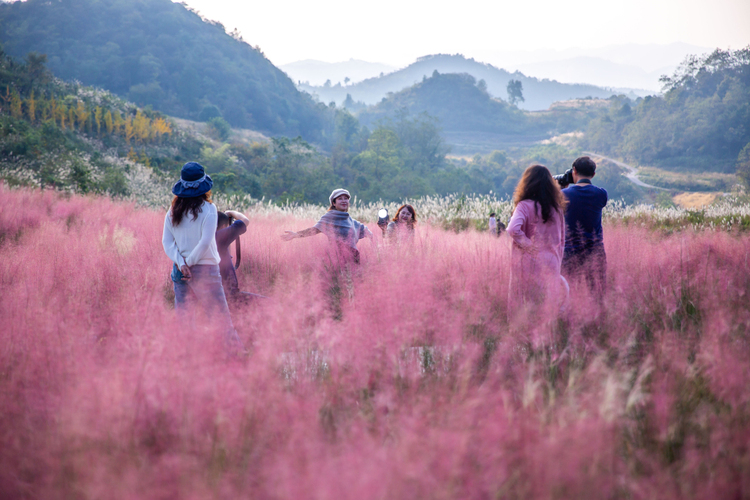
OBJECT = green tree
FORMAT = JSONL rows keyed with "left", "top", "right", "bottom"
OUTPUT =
{"left": 506, "top": 79, "right": 524, "bottom": 106}
{"left": 198, "top": 104, "right": 222, "bottom": 122}
{"left": 207, "top": 116, "right": 231, "bottom": 142}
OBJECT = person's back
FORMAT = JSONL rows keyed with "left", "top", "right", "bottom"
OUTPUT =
{"left": 560, "top": 156, "right": 608, "bottom": 295}
{"left": 163, "top": 199, "right": 220, "bottom": 268}
{"left": 508, "top": 199, "right": 565, "bottom": 274}
{"left": 562, "top": 182, "right": 607, "bottom": 254}
{"left": 162, "top": 162, "right": 244, "bottom": 354}
{"left": 507, "top": 165, "right": 568, "bottom": 308}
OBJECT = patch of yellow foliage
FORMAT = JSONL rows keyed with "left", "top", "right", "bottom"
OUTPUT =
{"left": 673, "top": 192, "right": 720, "bottom": 209}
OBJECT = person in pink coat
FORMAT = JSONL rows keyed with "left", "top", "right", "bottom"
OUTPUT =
{"left": 507, "top": 164, "right": 569, "bottom": 309}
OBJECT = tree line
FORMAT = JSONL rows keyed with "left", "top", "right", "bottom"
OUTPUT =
{"left": 1, "top": 85, "right": 172, "bottom": 145}
{"left": 583, "top": 47, "right": 750, "bottom": 176}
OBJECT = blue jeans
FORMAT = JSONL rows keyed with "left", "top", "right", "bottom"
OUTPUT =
{"left": 173, "top": 264, "right": 243, "bottom": 351}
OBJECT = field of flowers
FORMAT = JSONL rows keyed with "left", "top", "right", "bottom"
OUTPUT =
{"left": 1, "top": 185, "right": 749, "bottom": 499}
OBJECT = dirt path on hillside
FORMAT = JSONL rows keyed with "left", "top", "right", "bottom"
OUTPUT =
{"left": 583, "top": 152, "right": 669, "bottom": 190}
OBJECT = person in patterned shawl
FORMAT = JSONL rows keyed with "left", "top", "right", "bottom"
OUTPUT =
{"left": 281, "top": 189, "right": 373, "bottom": 264}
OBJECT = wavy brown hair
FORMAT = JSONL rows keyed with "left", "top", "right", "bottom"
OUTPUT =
{"left": 171, "top": 191, "right": 212, "bottom": 226}
{"left": 512, "top": 165, "right": 566, "bottom": 223}
{"left": 393, "top": 204, "right": 417, "bottom": 225}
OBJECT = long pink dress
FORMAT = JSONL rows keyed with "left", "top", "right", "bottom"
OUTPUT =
{"left": 507, "top": 199, "right": 566, "bottom": 306}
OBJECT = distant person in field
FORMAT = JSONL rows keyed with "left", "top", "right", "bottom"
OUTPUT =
{"left": 162, "top": 162, "right": 243, "bottom": 351}
{"left": 488, "top": 212, "right": 505, "bottom": 237}
{"left": 378, "top": 204, "right": 417, "bottom": 244}
{"left": 560, "top": 156, "right": 608, "bottom": 295}
{"left": 507, "top": 165, "right": 568, "bottom": 308}
{"left": 281, "top": 189, "right": 373, "bottom": 263}
{"left": 216, "top": 210, "right": 265, "bottom": 304}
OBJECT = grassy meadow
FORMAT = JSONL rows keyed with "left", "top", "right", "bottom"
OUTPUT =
{"left": 1, "top": 185, "right": 750, "bottom": 499}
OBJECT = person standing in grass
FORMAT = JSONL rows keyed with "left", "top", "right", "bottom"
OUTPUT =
{"left": 561, "top": 156, "right": 608, "bottom": 296}
{"left": 162, "top": 162, "right": 243, "bottom": 351}
{"left": 378, "top": 204, "right": 417, "bottom": 244}
{"left": 282, "top": 188, "right": 373, "bottom": 319}
{"left": 489, "top": 212, "right": 505, "bottom": 237}
{"left": 281, "top": 188, "right": 373, "bottom": 263}
{"left": 507, "top": 165, "right": 568, "bottom": 308}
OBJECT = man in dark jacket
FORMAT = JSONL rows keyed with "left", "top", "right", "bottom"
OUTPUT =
{"left": 561, "top": 156, "right": 608, "bottom": 295}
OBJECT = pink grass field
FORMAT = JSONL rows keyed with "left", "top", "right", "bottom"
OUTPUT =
{"left": 1, "top": 186, "right": 749, "bottom": 499}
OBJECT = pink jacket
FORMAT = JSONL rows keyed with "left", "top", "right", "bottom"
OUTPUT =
{"left": 507, "top": 200, "right": 565, "bottom": 303}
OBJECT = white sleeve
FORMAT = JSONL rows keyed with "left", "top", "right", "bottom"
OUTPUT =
{"left": 162, "top": 213, "right": 183, "bottom": 267}
{"left": 185, "top": 203, "right": 217, "bottom": 267}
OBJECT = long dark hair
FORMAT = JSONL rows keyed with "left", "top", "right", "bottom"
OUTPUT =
{"left": 512, "top": 165, "right": 566, "bottom": 223}
{"left": 171, "top": 191, "right": 212, "bottom": 226}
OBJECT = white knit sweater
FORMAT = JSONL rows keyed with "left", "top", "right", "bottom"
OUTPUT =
{"left": 162, "top": 201, "right": 220, "bottom": 267}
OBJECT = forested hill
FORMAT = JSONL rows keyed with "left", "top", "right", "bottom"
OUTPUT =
{"left": 583, "top": 47, "right": 750, "bottom": 174}
{"left": 300, "top": 54, "right": 620, "bottom": 111}
{"left": 356, "top": 71, "right": 601, "bottom": 143}
{"left": 0, "top": 0, "right": 328, "bottom": 141}
{"left": 358, "top": 72, "right": 528, "bottom": 133}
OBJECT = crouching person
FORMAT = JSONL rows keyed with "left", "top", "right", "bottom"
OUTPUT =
{"left": 216, "top": 209, "right": 265, "bottom": 304}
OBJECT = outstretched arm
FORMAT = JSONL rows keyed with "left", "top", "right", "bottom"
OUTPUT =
{"left": 282, "top": 227, "right": 321, "bottom": 241}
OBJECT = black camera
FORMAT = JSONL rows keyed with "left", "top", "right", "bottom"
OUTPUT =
{"left": 554, "top": 168, "right": 574, "bottom": 188}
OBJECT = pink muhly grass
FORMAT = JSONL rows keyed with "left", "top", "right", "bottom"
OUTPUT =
{"left": 0, "top": 185, "right": 749, "bottom": 499}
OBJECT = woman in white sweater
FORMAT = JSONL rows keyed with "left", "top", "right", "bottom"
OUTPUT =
{"left": 162, "top": 162, "right": 243, "bottom": 351}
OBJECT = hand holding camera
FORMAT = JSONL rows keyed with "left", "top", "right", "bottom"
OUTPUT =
{"left": 553, "top": 168, "right": 574, "bottom": 188}
{"left": 377, "top": 208, "right": 389, "bottom": 231}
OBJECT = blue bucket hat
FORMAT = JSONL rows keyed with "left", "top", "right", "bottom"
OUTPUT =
{"left": 172, "top": 162, "right": 213, "bottom": 197}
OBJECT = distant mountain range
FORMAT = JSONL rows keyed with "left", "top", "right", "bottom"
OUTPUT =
{"left": 297, "top": 54, "right": 641, "bottom": 111}
{"left": 514, "top": 57, "right": 663, "bottom": 92}
{"left": 475, "top": 42, "right": 712, "bottom": 90}
{"left": 280, "top": 59, "right": 396, "bottom": 86}
{"left": 287, "top": 43, "right": 710, "bottom": 103}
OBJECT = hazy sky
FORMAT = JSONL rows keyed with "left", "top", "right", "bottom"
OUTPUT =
{"left": 182, "top": 0, "right": 750, "bottom": 67}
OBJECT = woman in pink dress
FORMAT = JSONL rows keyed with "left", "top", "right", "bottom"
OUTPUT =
{"left": 507, "top": 164, "right": 568, "bottom": 309}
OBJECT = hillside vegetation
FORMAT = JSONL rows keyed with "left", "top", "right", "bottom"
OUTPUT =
{"left": 359, "top": 73, "right": 526, "bottom": 133}
{"left": 583, "top": 47, "right": 750, "bottom": 175}
{"left": 0, "top": 47, "right": 205, "bottom": 196}
{"left": 7, "top": 47, "right": 642, "bottom": 205}
{"left": 358, "top": 72, "right": 608, "bottom": 140}
{"left": 0, "top": 0, "right": 330, "bottom": 141}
